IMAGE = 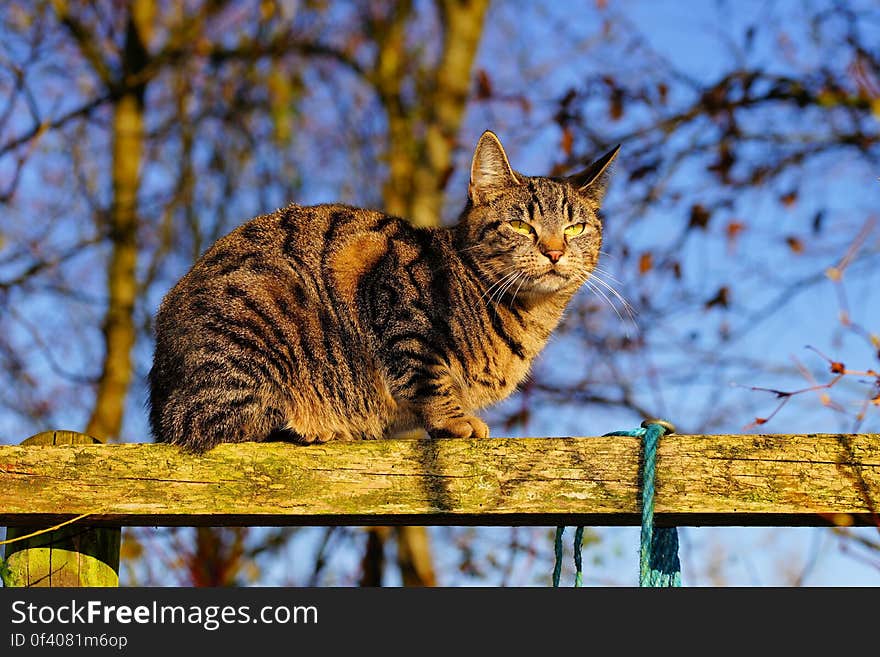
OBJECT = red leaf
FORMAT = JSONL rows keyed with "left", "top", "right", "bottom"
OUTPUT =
{"left": 780, "top": 190, "right": 798, "bottom": 207}
{"left": 726, "top": 220, "right": 746, "bottom": 243}
{"left": 561, "top": 128, "right": 573, "bottom": 157}
{"left": 785, "top": 236, "right": 804, "bottom": 253}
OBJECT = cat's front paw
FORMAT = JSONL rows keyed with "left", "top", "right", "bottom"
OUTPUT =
{"left": 427, "top": 415, "right": 490, "bottom": 440}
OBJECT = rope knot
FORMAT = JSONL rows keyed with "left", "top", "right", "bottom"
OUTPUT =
{"left": 553, "top": 420, "right": 682, "bottom": 587}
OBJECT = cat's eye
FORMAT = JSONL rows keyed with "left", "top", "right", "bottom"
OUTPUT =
{"left": 564, "top": 223, "right": 587, "bottom": 237}
{"left": 508, "top": 219, "right": 535, "bottom": 236}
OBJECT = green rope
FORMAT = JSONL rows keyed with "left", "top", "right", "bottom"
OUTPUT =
{"left": 552, "top": 527, "right": 565, "bottom": 587}
{"left": 551, "top": 526, "right": 585, "bottom": 587}
{"left": 573, "top": 526, "right": 584, "bottom": 587}
{"left": 552, "top": 419, "right": 681, "bottom": 587}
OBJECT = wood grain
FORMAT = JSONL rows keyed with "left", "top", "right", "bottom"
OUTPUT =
{"left": 1, "top": 433, "right": 878, "bottom": 527}
{"left": 3, "top": 431, "right": 120, "bottom": 587}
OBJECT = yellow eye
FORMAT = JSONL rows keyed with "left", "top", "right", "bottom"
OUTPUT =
{"left": 508, "top": 220, "right": 534, "bottom": 235}
{"left": 564, "top": 223, "right": 586, "bottom": 237}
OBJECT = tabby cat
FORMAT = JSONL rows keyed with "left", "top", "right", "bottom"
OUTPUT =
{"left": 149, "top": 131, "right": 619, "bottom": 452}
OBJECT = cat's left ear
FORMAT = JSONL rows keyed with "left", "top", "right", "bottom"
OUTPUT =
{"left": 567, "top": 144, "right": 621, "bottom": 203}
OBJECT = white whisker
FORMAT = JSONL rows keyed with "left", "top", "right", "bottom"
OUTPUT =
{"left": 491, "top": 272, "right": 523, "bottom": 316}
{"left": 488, "top": 272, "right": 519, "bottom": 315}
{"left": 592, "top": 265, "right": 623, "bottom": 284}
{"left": 589, "top": 272, "right": 637, "bottom": 321}
{"left": 510, "top": 273, "right": 529, "bottom": 309}
{"left": 584, "top": 278, "right": 626, "bottom": 324}
{"left": 486, "top": 272, "right": 519, "bottom": 304}
{"left": 478, "top": 271, "right": 519, "bottom": 304}
{"left": 496, "top": 272, "right": 522, "bottom": 304}
{"left": 455, "top": 244, "right": 488, "bottom": 255}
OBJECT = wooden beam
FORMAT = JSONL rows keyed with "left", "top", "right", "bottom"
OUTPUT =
{"left": 3, "top": 431, "right": 120, "bottom": 587}
{"left": 1, "top": 433, "right": 878, "bottom": 527}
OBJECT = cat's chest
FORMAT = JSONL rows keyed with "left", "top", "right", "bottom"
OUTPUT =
{"left": 455, "top": 325, "right": 546, "bottom": 410}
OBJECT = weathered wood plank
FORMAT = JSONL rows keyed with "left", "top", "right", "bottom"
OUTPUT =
{"left": 3, "top": 431, "right": 120, "bottom": 587}
{"left": 1, "top": 433, "right": 878, "bottom": 527}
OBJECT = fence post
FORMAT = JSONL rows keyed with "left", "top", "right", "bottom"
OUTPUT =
{"left": 3, "top": 431, "right": 120, "bottom": 587}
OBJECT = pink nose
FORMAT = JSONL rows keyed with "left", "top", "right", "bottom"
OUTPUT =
{"left": 543, "top": 250, "right": 564, "bottom": 263}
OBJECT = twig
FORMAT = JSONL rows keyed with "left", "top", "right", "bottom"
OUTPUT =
{"left": 0, "top": 512, "right": 96, "bottom": 546}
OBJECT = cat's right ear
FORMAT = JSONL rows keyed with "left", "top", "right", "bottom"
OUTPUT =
{"left": 567, "top": 144, "right": 621, "bottom": 204}
{"left": 469, "top": 130, "right": 520, "bottom": 203}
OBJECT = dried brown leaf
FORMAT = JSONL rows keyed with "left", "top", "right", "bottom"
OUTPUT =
{"left": 785, "top": 236, "right": 804, "bottom": 253}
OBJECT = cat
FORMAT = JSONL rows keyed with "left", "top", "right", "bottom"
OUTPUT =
{"left": 148, "top": 130, "right": 619, "bottom": 452}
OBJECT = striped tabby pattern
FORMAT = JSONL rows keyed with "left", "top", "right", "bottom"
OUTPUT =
{"left": 149, "top": 131, "right": 619, "bottom": 451}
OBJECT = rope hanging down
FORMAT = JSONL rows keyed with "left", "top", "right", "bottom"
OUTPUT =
{"left": 552, "top": 420, "right": 681, "bottom": 587}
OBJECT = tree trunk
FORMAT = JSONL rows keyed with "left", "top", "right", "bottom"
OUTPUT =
{"left": 359, "top": 527, "right": 390, "bottom": 587}
{"left": 410, "top": 0, "right": 490, "bottom": 228}
{"left": 86, "top": 1, "right": 153, "bottom": 441}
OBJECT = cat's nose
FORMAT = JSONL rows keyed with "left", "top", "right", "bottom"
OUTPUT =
{"left": 542, "top": 249, "right": 564, "bottom": 263}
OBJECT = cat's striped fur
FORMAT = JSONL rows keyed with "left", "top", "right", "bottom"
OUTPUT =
{"left": 149, "top": 131, "right": 619, "bottom": 451}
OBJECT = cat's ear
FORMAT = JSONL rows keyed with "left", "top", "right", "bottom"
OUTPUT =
{"left": 567, "top": 144, "right": 620, "bottom": 203}
{"left": 469, "top": 130, "right": 520, "bottom": 203}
